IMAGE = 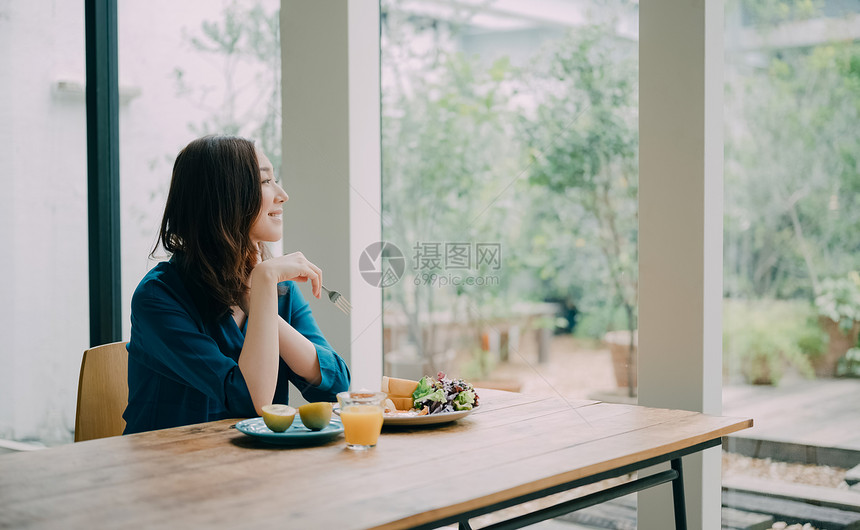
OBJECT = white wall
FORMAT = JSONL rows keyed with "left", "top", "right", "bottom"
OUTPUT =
{"left": 0, "top": 0, "right": 89, "bottom": 444}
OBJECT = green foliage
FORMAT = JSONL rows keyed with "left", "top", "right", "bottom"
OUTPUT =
{"left": 814, "top": 273, "right": 860, "bottom": 333}
{"left": 725, "top": 40, "right": 860, "bottom": 300}
{"left": 723, "top": 299, "right": 820, "bottom": 385}
{"left": 573, "top": 304, "right": 630, "bottom": 340}
{"left": 519, "top": 27, "right": 638, "bottom": 335}
{"left": 836, "top": 347, "right": 860, "bottom": 378}
{"left": 379, "top": 9, "right": 641, "bottom": 368}
{"left": 380, "top": 6, "right": 523, "bottom": 364}
{"left": 739, "top": 0, "right": 823, "bottom": 27}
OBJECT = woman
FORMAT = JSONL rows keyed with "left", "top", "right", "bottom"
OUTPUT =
{"left": 123, "top": 135, "right": 350, "bottom": 434}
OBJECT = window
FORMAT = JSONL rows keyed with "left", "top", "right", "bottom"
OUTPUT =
{"left": 722, "top": 0, "right": 860, "bottom": 525}
{"left": 381, "top": 1, "right": 639, "bottom": 402}
{"left": 119, "top": 0, "right": 282, "bottom": 341}
{"left": 0, "top": 0, "right": 281, "bottom": 448}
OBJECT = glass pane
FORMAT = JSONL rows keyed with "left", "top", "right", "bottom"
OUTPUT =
{"left": 381, "top": 0, "right": 640, "bottom": 397}
{"left": 723, "top": 1, "right": 860, "bottom": 527}
{"left": 0, "top": 1, "right": 88, "bottom": 447}
{"left": 119, "top": 0, "right": 282, "bottom": 344}
{"left": 381, "top": 0, "right": 639, "bottom": 525}
{"left": 0, "top": 0, "right": 282, "bottom": 450}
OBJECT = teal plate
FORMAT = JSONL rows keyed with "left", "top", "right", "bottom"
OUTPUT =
{"left": 235, "top": 416, "right": 343, "bottom": 446}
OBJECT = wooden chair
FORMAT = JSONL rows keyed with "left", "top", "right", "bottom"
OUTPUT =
{"left": 74, "top": 341, "right": 129, "bottom": 442}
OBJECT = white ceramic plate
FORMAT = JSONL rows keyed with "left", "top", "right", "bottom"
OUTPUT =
{"left": 383, "top": 407, "right": 477, "bottom": 426}
{"left": 334, "top": 406, "right": 478, "bottom": 426}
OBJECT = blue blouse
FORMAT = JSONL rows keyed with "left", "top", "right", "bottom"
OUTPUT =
{"left": 123, "top": 260, "right": 350, "bottom": 434}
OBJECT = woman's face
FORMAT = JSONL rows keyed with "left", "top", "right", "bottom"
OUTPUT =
{"left": 249, "top": 149, "right": 288, "bottom": 244}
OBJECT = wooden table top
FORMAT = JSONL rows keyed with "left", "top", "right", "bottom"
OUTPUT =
{"left": 0, "top": 390, "right": 752, "bottom": 529}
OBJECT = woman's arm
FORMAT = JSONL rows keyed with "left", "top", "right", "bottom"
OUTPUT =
{"left": 237, "top": 267, "right": 282, "bottom": 415}
{"left": 277, "top": 318, "right": 322, "bottom": 385}
{"left": 277, "top": 282, "right": 350, "bottom": 401}
{"left": 239, "top": 252, "right": 323, "bottom": 414}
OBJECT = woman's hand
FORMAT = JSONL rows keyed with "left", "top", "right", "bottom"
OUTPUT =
{"left": 252, "top": 251, "right": 323, "bottom": 299}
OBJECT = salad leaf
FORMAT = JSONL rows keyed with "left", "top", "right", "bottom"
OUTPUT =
{"left": 412, "top": 372, "right": 480, "bottom": 415}
{"left": 453, "top": 390, "right": 475, "bottom": 410}
{"left": 414, "top": 388, "right": 446, "bottom": 405}
{"left": 412, "top": 376, "right": 435, "bottom": 401}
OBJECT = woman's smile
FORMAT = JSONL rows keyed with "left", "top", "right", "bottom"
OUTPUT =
{"left": 250, "top": 148, "right": 288, "bottom": 243}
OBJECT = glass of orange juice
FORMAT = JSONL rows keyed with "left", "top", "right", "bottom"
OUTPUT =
{"left": 336, "top": 391, "right": 386, "bottom": 450}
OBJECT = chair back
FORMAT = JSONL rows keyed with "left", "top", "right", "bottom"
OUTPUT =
{"left": 75, "top": 341, "right": 129, "bottom": 442}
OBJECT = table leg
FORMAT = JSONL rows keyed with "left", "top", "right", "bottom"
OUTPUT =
{"left": 458, "top": 519, "right": 474, "bottom": 530}
{"left": 671, "top": 458, "right": 687, "bottom": 530}
{"left": 537, "top": 327, "right": 551, "bottom": 364}
{"left": 499, "top": 330, "right": 509, "bottom": 362}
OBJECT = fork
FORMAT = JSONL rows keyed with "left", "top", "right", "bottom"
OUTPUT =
{"left": 322, "top": 285, "right": 351, "bottom": 315}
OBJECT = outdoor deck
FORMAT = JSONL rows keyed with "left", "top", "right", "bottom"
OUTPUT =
{"left": 723, "top": 376, "right": 860, "bottom": 465}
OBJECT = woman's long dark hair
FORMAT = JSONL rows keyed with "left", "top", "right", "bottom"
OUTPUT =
{"left": 154, "top": 135, "right": 262, "bottom": 319}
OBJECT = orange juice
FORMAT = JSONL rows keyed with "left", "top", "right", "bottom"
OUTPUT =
{"left": 340, "top": 405, "right": 384, "bottom": 447}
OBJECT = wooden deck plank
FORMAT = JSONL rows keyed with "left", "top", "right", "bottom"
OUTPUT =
{"left": 722, "top": 476, "right": 860, "bottom": 512}
{"left": 723, "top": 491, "right": 860, "bottom": 529}
{"left": 724, "top": 379, "right": 860, "bottom": 452}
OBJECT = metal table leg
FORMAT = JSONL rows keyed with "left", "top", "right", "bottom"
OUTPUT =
{"left": 671, "top": 458, "right": 687, "bottom": 530}
{"left": 413, "top": 440, "right": 719, "bottom": 530}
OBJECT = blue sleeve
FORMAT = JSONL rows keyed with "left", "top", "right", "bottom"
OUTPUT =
{"left": 280, "top": 282, "right": 351, "bottom": 402}
{"left": 131, "top": 280, "right": 257, "bottom": 417}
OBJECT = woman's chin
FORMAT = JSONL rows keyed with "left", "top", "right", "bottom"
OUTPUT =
{"left": 251, "top": 235, "right": 283, "bottom": 247}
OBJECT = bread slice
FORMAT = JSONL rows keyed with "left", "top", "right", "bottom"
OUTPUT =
{"left": 382, "top": 376, "right": 419, "bottom": 397}
{"left": 387, "top": 396, "right": 414, "bottom": 411}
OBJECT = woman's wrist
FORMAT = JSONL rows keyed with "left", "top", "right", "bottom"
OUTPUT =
{"left": 250, "top": 262, "right": 280, "bottom": 286}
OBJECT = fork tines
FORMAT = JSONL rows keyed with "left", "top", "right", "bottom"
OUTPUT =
{"left": 322, "top": 285, "right": 351, "bottom": 315}
{"left": 333, "top": 295, "right": 351, "bottom": 315}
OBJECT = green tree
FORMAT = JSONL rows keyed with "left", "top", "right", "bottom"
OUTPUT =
{"left": 724, "top": 42, "right": 860, "bottom": 299}
{"left": 381, "top": 4, "right": 524, "bottom": 372}
{"left": 382, "top": 12, "right": 642, "bottom": 386}
{"left": 737, "top": 0, "right": 823, "bottom": 27}
{"left": 519, "top": 27, "right": 639, "bottom": 393}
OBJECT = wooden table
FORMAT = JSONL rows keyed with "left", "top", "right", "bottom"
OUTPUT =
{"left": 0, "top": 390, "right": 751, "bottom": 529}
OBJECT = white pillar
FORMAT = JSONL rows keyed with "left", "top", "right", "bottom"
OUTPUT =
{"left": 281, "top": 0, "right": 382, "bottom": 394}
{"left": 639, "top": 1, "right": 724, "bottom": 528}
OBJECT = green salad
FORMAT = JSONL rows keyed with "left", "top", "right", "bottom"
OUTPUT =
{"left": 412, "top": 372, "right": 479, "bottom": 414}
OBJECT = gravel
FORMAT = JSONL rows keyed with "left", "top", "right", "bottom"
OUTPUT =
{"left": 723, "top": 452, "right": 850, "bottom": 530}
{"left": 722, "top": 452, "right": 848, "bottom": 488}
